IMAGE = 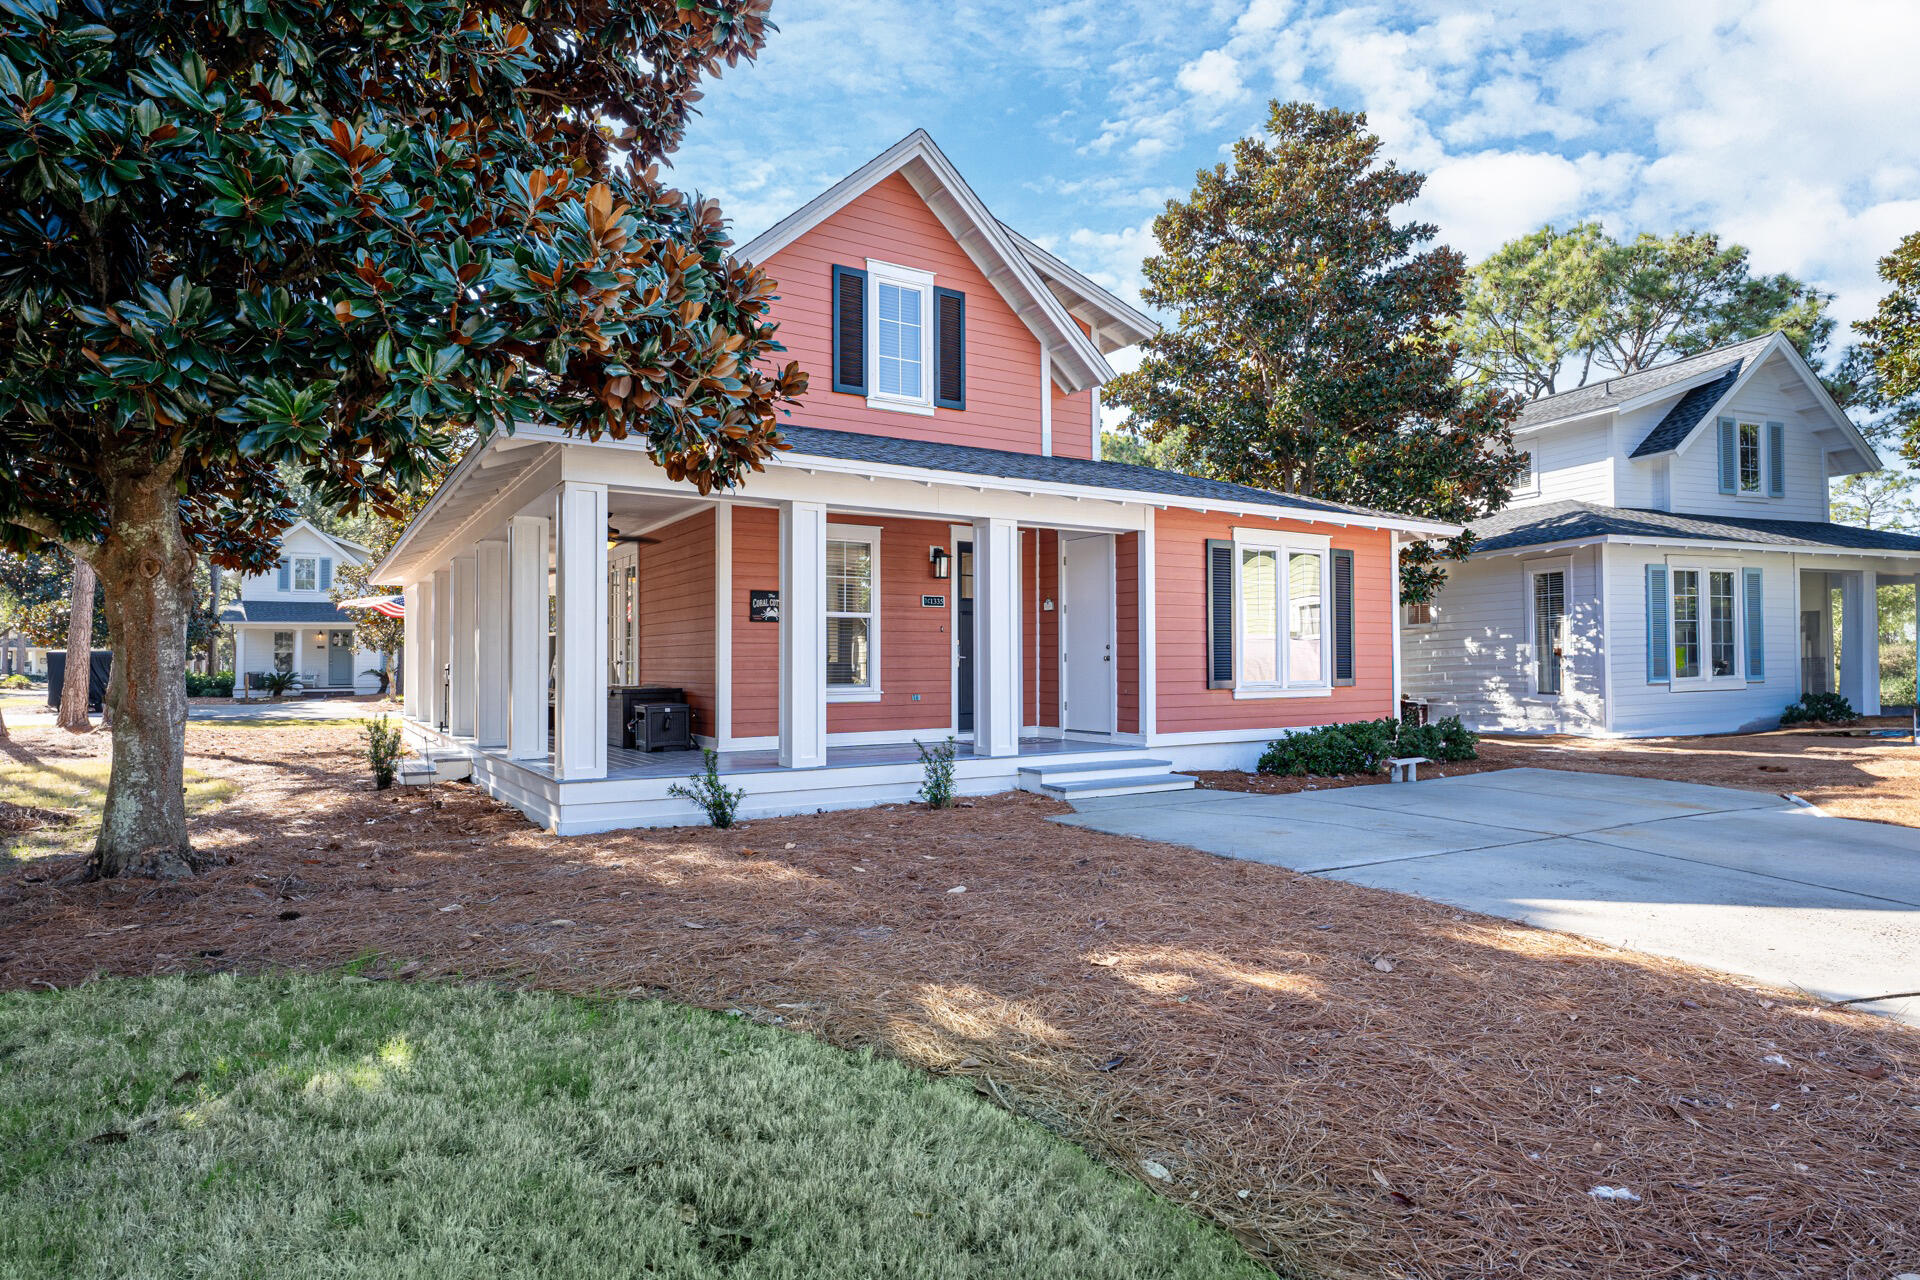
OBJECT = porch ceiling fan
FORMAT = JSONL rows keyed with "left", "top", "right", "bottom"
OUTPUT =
{"left": 607, "top": 523, "right": 660, "bottom": 546}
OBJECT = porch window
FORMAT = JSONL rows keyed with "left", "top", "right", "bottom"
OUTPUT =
{"left": 1670, "top": 565, "right": 1742, "bottom": 684}
{"left": 1738, "top": 422, "right": 1762, "bottom": 494}
{"left": 1234, "top": 532, "right": 1331, "bottom": 692}
{"left": 292, "top": 556, "right": 318, "bottom": 591}
{"left": 826, "top": 525, "right": 880, "bottom": 698}
{"left": 272, "top": 631, "right": 294, "bottom": 674}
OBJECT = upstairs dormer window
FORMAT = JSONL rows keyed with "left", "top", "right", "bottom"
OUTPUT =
{"left": 1717, "top": 416, "right": 1786, "bottom": 499}
{"left": 1738, "top": 422, "right": 1762, "bottom": 494}
{"left": 292, "top": 556, "right": 318, "bottom": 592}
{"left": 829, "top": 261, "right": 965, "bottom": 414}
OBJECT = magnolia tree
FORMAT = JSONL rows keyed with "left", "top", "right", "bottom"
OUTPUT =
{"left": 1107, "top": 102, "right": 1523, "bottom": 601}
{"left": 0, "top": 0, "right": 804, "bottom": 879}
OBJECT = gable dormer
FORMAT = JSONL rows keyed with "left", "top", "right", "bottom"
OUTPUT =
{"left": 1508, "top": 334, "right": 1880, "bottom": 522}
{"left": 739, "top": 131, "right": 1152, "bottom": 460}
{"left": 237, "top": 520, "right": 367, "bottom": 602}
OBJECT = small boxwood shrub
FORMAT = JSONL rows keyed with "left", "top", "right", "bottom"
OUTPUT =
{"left": 1, "top": 673, "right": 31, "bottom": 689}
{"left": 1780, "top": 691, "right": 1857, "bottom": 726}
{"left": 185, "top": 670, "right": 235, "bottom": 698}
{"left": 1257, "top": 715, "right": 1478, "bottom": 777}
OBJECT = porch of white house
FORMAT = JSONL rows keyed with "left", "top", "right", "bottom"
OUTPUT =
{"left": 389, "top": 434, "right": 1178, "bottom": 833}
{"left": 1798, "top": 565, "right": 1920, "bottom": 714}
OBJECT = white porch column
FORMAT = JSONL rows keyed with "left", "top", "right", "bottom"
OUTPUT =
{"left": 972, "top": 515, "right": 1022, "bottom": 758}
{"left": 474, "top": 539, "right": 509, "bottom": 747}
{"left": 1861, "top": 569, "right": 1882, "bottom": 716}
{"left": 507, "top": 514, "right": 550, "bottom": 761}
{"left": 448, "top": 555, "right": 477, "bottom": 737}
{"left": 552, "top": 482, "right": 608, "bottom": 780}
{"left": 401, "top": 581, "right": 424, "bottom": 721}
{"left": 714, "top": 503, "right": 734, "bottom": 748}
{"left": 1138, "top": 518, "right": 1156, "bottom": 740}
{"left": 778, "top": 499, "right": 828, "bottom": 769}
{"left": 431, "top": 568, "right": 451, "bottom": 729}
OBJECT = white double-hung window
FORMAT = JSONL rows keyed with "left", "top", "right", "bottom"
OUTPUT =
{"left": 866, "top": 260, "right": 935, "bottom": 415}
{"left": 292, "top": 556, "right": 318, "bottom": 591}
{"left": 825, "top": 524, "right": 881, "bottom": 700}
{"left": 1671, "top": 563, "right": 1741, "bottom": 684}
{"left": 1234, "top": 529, "right": 1331, "bottom": 694}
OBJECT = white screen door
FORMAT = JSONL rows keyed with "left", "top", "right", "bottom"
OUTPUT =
{"left": 1061, "top": 534, "right": 1114, "bottom": 734}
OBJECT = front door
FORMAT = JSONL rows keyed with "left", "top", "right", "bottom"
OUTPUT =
{"left": 327, "top": 630, "right": 354, "bottom": 687}
{"left": 956, "top": 540, "right": 974, "bottom": 734}
{"left": 1061, "top": 534, "right": 1114, "bottom": 734}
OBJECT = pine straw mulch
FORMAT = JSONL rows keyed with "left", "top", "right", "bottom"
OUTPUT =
{"left": 3, "top": 725, "right": 1918, "bottom": 1280}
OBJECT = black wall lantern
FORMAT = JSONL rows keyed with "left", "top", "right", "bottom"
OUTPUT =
{"left": 929, "top": 545, "right": 951, "bottom": 580}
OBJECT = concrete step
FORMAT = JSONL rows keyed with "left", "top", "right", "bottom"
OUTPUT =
{"left": 1039, "top": 774, "right": 1197, "bottom": 800}
{"left": 1016, "top": 757, "right": 1174, "bottom": 785}
{"left": 396, "top": 759, "right": 438, "bottom": 787}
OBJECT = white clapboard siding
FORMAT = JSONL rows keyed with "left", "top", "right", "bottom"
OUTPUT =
{"left": 1402, "top": 546, "right": 1607, "bottom": 733}
{"left": 1510, "top": 419, "right": 1614, "bottom": 508}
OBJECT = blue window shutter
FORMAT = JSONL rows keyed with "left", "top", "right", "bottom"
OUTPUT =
{"left": 1716, "top": 417, "right": 1737, "bottom": 494}
{"left": 933, "top": 286, "right": 966, "bottom": 410}
{"left": 276, "top": 558, "right": 290, "bottom": 591}
{"left": 318, "top": 558, "right": 333, "bottom": 591}
{"left": 830, "top": 265, "right": 867, "bottom": 394}
{"left": 1205, "top": 539, "right": 1235, "bottom": 689}
{"left": 1332, "top": 548, "right": 1355, "bottom": 686}
{"left": 1766, "top": 421, "right": 1786, "bottom": 497}
{"left": 1645, "top": 564, "right": 1670, "bottom": 682}
{"left": 1744, "top": 567, "right": 1764, "bottom": 680}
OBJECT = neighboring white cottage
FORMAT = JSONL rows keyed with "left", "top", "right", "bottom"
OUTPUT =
{"left": 1405, "top": 333, "right": 1920, "bottom": 736}
{"left": 218, "top": 519, "right": 385, "bottom": 698}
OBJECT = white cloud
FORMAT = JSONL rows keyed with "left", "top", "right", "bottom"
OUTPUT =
{"left": 1176, "top": 48, "right": 1247, "bottom": 101}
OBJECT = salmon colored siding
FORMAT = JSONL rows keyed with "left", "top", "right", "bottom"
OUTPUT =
{"left": 636, "top": 510, "right": 717, "bottom": 738}
{"left": 1152, "top": 508, "right": 1395, "bottom": 732}
{"left": 1051, "top": 386, "right": 1093, "bottom": 460}
{"left": 759, "top": 173, "right": 1081, "bottom": 457}
{"left": 730, "top": 505, "right": 781, "bottom": 740}
{"left": 1115, "top": 531, "right": 1140, "bottom": 733}
{"left": 826, "top": 517, "right": 952, "bottom": 735}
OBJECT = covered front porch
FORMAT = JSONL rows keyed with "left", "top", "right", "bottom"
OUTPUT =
{"left": 1798, "top": 564, "right": 1920, "bottom": 714}
{"left": 380, "top": 427, "right": 1172, "bottom": 831}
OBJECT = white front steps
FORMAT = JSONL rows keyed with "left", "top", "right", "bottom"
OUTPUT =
{"left": 398, "top": 750, "right": 472, "bottom": 785}
{"left": 1017, "top": 756, "right": 1196, "bottom": 800}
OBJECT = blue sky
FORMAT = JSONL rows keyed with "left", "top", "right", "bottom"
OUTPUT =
{"left": 674, "top": 0, "right": 1920, "bottom": 371}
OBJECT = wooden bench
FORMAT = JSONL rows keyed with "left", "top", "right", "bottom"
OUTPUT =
{"left": 1385, "top": 756, "right": 1430, "bottom": 783}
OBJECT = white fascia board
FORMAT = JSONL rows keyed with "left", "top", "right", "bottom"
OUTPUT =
{"left": 995, "top": 221, "right": 1157, "bottom": 351}
{"left": 735, "top": 129, "right": 1112, "bottom": 393}
{"left": 1511, "top": 405, "right": 1616, "bottom": 437}
{"left": 370, "top": 440, "right": 559, "bottom": 587}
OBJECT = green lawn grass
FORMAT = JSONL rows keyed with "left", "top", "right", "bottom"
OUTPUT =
{"left": 0, "top": 976, "right": 1267, "bottom": 1279}
{"left": 0, "top": 759, "right": 236, "bottom": 862}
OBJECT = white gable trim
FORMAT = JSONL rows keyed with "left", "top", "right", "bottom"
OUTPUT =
{"left": 279, "top": 518, "right": 368, "bottom": 565}
{"left": 737, "top": 130, "right": 1115, "bottom": 393}
{"left": 994, "top": 221, "right": 1156, "bottom": 354}
{"left": 1650, "top": 335, "right": 1879, "bottom": 475}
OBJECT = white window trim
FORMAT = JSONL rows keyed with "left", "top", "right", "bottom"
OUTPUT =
{"left": 1229, "top": 527, "right": 1333, "bottom": 699}
{"left": 1667, "top": 556, "right": 1746, "bottom": 690}
{"left": 291, "top": 555, "right": 319, "bottom": 592}
{"left": 825, "top": 522, "right": 883, "bottom": 702}
{"left": 1735, "top": 419, "right": 1766, "bottom": 499}
{"left": 865, "top": 259, "right": 936, "bottom": 416}
{"left": 1524, "top": 556, "right": 1572, "bottom": 698}
{"left": 1516, "top": 448, "right": 1540, "bottom": 498}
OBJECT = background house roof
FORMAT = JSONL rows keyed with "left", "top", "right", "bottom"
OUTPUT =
{"left": 1513, "top": 334, "right": 1778, "bottom": 432}
{"left": 778, "top": 425, "right": 1451, "bottom": 531}
{"left": 1628, "top": 366, "right": 1745, "bottom": 457}
{"left": 220, "top": 601, "right": 356, "bottom": 625}
{"left": 1470, "top": 498, "right": 1920, "bottom": 554}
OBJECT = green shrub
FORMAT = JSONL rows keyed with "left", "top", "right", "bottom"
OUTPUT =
{"left": 250, "top": 670, "right": 298, "bottom": 699}
{"left": 1780, "top": 691, "right": 1858, "bottom": 725}
{"left": 1, "top": 673, "right": 30, "bottom": 689}
{"left": 916, "top": 737, "right": 957, "bottom": 809}
{"left": 669, "top": 748, "right": 746, "bottom": 828}
{"left": 185, "top": 670, "right": 235, "bottom": 698}
{"left": 363, "top": 716, "right": 405, "bottom": 790}
{"left": 1257, "top": 715, "right": 1478, "bottom": 777}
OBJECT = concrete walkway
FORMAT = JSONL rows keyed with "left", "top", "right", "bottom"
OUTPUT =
{"left": 1056, "top": 768, "right": 1920, "bottom": 1025}
{"left": 3, "top": 697, "right": 388, "bottom": 729}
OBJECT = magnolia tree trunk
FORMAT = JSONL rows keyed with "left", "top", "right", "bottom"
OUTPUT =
{"left": 87, "top": 450, "right": 203, "bottom": 880}
{"left": 56, "top": 558, "right": 97, "bottom": 733}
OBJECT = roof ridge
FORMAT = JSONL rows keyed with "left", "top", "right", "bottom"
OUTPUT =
{"left": 1523, "top": 333, "right": 1773, "bottom": 409}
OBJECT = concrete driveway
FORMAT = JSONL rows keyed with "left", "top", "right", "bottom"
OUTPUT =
{"left": 1056, "top": 768, "right": 1920, "bottom": 1025}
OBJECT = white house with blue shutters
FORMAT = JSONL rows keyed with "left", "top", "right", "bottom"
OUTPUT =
{"left": 1403, "top": 332, "right": 1920, "bottom": 736}
{"left": 218, "top": 519, "right": 386, "bottom": 698}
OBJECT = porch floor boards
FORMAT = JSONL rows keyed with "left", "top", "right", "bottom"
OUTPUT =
{"left": 498, "top": 736, "right": 1127, "bottom": 782}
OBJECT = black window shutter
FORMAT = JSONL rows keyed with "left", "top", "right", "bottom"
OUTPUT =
{"left": 830, "top": 265, "right": 867, "bottom": 394}
{"left": 1332, "top": 548, "right": 1355, "bottom": 686}
{"left": 933, "top": 286, "right": 965, "bottom": 409}
{"left": 1205, "top": 539, "right": 1234, "bottom": 689}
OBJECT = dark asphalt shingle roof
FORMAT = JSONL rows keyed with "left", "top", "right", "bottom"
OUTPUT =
{"left": 1513, "top": 334, "right": 1776, "bottom": 432}
{"left": 1470, "top": 499, "right": 1920, "bottom": 554}
{"left": 777, "top": 425, "right": 1436, "bottom": 527}
{"left": 1630, "top": 366, "right": 1743, "bottom": 458}
{"left": 219, "top": 600, "right": 353, "bottom": 625}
